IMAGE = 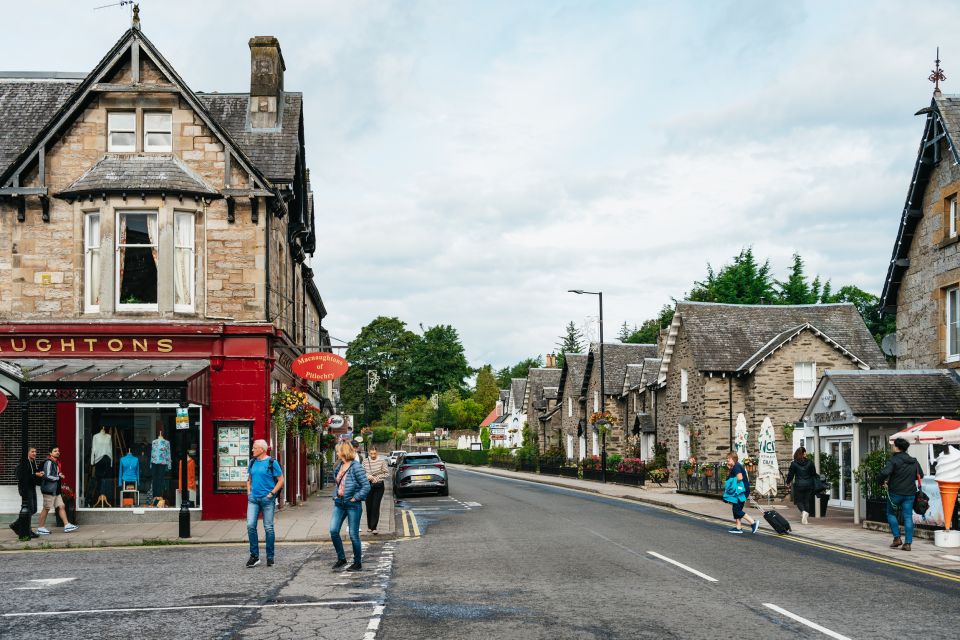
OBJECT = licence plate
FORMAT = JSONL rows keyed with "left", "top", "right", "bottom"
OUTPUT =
{"left": 413, "top": 474, "right": 433, "bottom": 481}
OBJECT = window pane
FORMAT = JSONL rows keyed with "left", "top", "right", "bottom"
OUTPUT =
{"left": 174, "top": 248, "right": 192, "bottom": 307}
{"left": 120, "top": 213, "right": 157, "bottom": 246}
{"left": 144, "top": 112, "right": 171, "bottom": 132}
{"left": 950, "top": 290, "right": 959, "bottom": 356}
{"left": 119, "top": 247, "right": 158, "bottom": 304}
{"left": 108, "top": 112, "right": 135, "bottom": 132}
{"left": 88, "top": 248, "right": 100, "bottom": 308}
{"left": 145, "top": 132, "right": 172, "bottom": 151}
{"left": 87, "top": 214, "right": 100, "bottom": 249}
{"left": 109, "top": 132, "right": 135, "bottom": 151}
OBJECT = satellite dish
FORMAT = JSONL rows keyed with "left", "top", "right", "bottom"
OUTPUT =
{"left": 880, "top": 334, "right": 899, "bottom": 358}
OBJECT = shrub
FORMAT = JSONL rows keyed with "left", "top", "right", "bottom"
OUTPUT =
{"left": 582, "top": 455, "right": 603, "bottom": 472}
{"left": 606, "top": 454, "right": 623, "bottom": 470}
{"left": 438, "top": 448, "right": 488, "bottom": 465}
{"left": 371, "top": 426, "right": 394, "bottom": 443}
{"left": 648, "top": 468, "right": 670, "bottom": 484}
{"left": 541, "top": 445, "right": 566, "bottom": 466}
{"left": 480, "top": 427, "right": 491, "bottom": 450}
{"left": 617, "top": 457, "right": 645, "bottom": 474}
{"left": 853, "top": 448, "right": 891, "bottom": 499}
{"left": 652, "top": 441, "right": 669, "bottom": 469}
{"left": 488, "top": 447, "right": 514, "bottom": 464}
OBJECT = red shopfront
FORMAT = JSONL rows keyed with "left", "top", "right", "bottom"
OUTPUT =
{"left": 0, "top": 322, "right": 285, "bottom": 521}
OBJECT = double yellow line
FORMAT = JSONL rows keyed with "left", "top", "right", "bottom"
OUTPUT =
{"left": 400, "top": 509, "right": 420, "bottom": 538}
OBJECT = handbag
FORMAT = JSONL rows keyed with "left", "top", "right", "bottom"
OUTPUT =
{"left": 722, "top": 477, "right": 746, "bottom": 504}
{"left": 914, "top": 472, "right": 929, "bottom": 516}
{"left": 813, "top": 474, "right": 830, "bottom": 494}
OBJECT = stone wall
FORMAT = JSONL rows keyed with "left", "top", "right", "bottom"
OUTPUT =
{"left": 559, "top": 377, "right": 584, "bottom": 459}
{"left": 896, "top": 156, "right": 960, "bottom": 369}
{"left": 655, "top": 319, "right": 703, "bottom": 464}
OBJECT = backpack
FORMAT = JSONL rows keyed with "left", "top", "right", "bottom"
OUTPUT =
{"left": 248, "top": 456, "right": 279, "bottom": 478}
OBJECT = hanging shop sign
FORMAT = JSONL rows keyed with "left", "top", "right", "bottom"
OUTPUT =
{"left": 291, "top": 352, "right": 350, "bottom": 382}
{"left": 326, "top": 415, "right": 345, "bottom": 430}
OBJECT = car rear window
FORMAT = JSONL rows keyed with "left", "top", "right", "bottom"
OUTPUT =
{"left": 403, "top": 455, "right": 440, "bottom": 464}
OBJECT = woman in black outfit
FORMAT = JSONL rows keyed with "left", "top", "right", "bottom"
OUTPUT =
{"left": 786, "top": 446, "right": 818, "bottom": 524}
{"left": 362, "top": 447, "right": 389, "bottom": 534}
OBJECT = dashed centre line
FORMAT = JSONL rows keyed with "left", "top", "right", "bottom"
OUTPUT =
{"left": 762, "top": 603, "right": 851, "bottom": 640}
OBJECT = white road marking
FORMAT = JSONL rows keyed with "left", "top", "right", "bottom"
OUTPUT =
{"left": 646, "top": 551, "right": 718, "bottom": 582}
{"left": 2, "top": 600, "right": 380, "bottom": 618}
{"left": 12, "top": 578, "right": 76, "bottom": 590}
{"left": 943, "top": 554, "right": 960, "bottom": 562}
{"left": 463, "top": 501, "right": 482, "bottom": 507}
{"left": 763, "top": 603, "right": 851, "bottom": 640}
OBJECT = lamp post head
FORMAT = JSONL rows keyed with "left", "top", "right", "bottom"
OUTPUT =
{"left": 568, "top": 289, "right": 585, "bottom": 294}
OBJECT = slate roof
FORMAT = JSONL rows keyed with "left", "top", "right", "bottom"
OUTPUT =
{"left": 524, "top": 368, "right": 561, "bottom": 413}
{"left": 624, "top": 357, "right": 664, "bottom": 394}
{"left": 640, "top": 358, "right": 662, "bottom": 388}
{"left": 635, "top": 413, "right": 656, "bottom": 434}
{"left": 812, "top": 370, "right": 960, "bottom": 418}
{"left": 881, "top": 94, "right": 960, "bottom": 311}
{"left": 672, "top": 302, "right": 887, "bottom": 373}
{"left": 0, "top": 78, "right": 81, "bottom": 176}
{"left": 556, "top": 353, "right": 588, "bottom": 403}
{"left": 198, "top": 92, "right": 303, "bottom": 183}
{"left": 588, "top": 342, "right": 658, "bottom": 395}
{"left": 510, "top": 378, "right": 527, "bottom": 412}
{"left": 623, "top": 364, "right": 644, "bottom": 395}
{"left": 57, "top": 154, "right": 218, "bottom": 197}
{"left": 543, "top": 386, "right": 558, "bottom": 400}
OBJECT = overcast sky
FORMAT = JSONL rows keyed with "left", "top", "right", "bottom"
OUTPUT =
{"left": 4, "top": 1, "right": 954, "bottom": 371}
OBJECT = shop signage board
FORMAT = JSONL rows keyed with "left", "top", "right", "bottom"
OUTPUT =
{"left": 214, "top": 420, "right": 253, "bottom": 493}
{"left": 327, "top": 414, "right": 345, "bottom": 429}
{"left": 291, "top": 352, "right": 350, "bottom": 382}
{"left": 175, "top": 407, "right": 190, "bottom": 430}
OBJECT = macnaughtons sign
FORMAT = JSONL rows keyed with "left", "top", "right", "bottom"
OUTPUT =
{"left": 291, "top": 352, "right": 349, "bottom": 382}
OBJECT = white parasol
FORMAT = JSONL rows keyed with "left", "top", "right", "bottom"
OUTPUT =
{"left": 755, "top": 416, "right": 780, "bottom": 497}
{"left": 734, "top": 413, "right": 749, "bottom": 462}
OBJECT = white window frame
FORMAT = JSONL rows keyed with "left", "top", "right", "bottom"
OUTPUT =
{"left": 680, "top": 369, "right": 688, "bottom": 403}
{"left": 793, "top": 362, "right": 817, "bottom": 399}
{"left": 83, "top": 212, "right": 101, "bottom": 313}
{"left": 115, "top": 210, "right": 159, "bottom": 312}
{"left": 173, "top": 211, "right": 196, "bottom": 312}
{"left": 143, "top": 112, "right": 173, "bottom": 153}
{"left": 567, "top": 396, "right": 573, "bottom": 417}
{"left": 947, "top": 287, "right": 960, "bottom": 362}
{"left": 951, "top": 196, "right": 958, "bottom": 239}
{"left": 107, "top": 111, "right": 136, "bottom": 152}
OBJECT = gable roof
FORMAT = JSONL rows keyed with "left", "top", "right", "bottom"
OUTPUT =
{"left": 57, "top": 153, "right": 218, "bottom": 198}
{"left": 587, "top": 342, "right": 658, "bottom": 395}
{"left": 804, "top": 369, "right": 960, "bottom": 419}
{"left": 479, "top": 406, "right": 499, "bottom": 428}
{"left": 509, "top": 378, "right": 526, "bottom": 412}
{"left": 624, "top": 357, "right": 663, "bottom": 394}
{"left": 0, "top": 28, "right": 273, "bottom": 194}
{"left": 881, "top": 94, "right": 960, "bottom": 312}
{"left": 524, "top": 367, "right": 561, "bottom": 412}
{"left": 555, "top": 353, "right": 588, "bottom": 404}
{"left": 659, "top": 302, "right": 887, "bottom": 381}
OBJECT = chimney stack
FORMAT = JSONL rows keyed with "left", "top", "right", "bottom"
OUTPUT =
{"left": 248, "top": 36, "right": 285, "bottom": 129}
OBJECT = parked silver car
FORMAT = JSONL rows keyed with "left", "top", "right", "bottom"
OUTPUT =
{"left": 387, "top": 450, "right": 406, "bottom": 467}
{"left": 393, "top": 452, "right": 448, "bottom": 498}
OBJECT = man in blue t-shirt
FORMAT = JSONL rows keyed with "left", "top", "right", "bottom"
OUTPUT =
{"left": 245, "top": 439, "right": 284, "bottom": 568}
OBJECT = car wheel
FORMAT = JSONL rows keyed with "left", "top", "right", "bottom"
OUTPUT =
{"left": 438, "top": 485, "right": 449, "bottom": 496}
{"left": 395, "top": 488, "right": 405, "bottom": 499}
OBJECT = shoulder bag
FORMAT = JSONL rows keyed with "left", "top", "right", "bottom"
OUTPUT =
{"left": 913, "top": 468, "right": 929, "bottom": 516}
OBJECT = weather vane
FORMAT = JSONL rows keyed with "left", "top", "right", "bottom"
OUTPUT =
{"left": 930, "top": 47, "right": 946, "bottom": 94}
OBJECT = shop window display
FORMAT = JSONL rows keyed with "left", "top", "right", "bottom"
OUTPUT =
{"left": 79, "top": 406, "right": 201, "bottom": 509}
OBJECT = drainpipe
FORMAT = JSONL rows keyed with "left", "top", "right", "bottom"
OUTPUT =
{"left": 728, "top": 376, "right": 733, "bottom": 452}
{"left": 265, "top": 196, "right": 271, "bottom": 323}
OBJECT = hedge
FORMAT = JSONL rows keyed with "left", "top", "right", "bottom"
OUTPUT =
{"left": 437, "top": 448, "right": 489, "bottom": 465}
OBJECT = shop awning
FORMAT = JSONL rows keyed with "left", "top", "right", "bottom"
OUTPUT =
{"left": 0, "top": 359, "right": 210, "bottom": 405}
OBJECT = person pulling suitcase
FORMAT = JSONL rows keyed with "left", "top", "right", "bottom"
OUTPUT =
{"left": 722, "top": 452, "right": 760, "bottom": 534}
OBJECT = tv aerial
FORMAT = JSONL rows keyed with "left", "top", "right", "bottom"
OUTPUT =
{"left": 94, "top": 1, "right": 134, "bottom": 9}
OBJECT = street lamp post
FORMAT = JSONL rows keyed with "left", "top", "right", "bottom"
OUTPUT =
{"left": 569, "top": 289, "right": 605, "bottom": 483}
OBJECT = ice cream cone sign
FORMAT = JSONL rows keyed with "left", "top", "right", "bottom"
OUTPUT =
{"left": 935, "top": 445, "right": 960, "bottom": 530}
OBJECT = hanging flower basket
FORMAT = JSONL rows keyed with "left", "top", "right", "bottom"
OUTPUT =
{"left": 270, "top": 388, "right": 310, "bottom": 440}
{"left": 589, "top": 411, "right": 619, "bottom": 439}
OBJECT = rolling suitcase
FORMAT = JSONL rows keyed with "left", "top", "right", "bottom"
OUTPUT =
{"left": 754, "top": 502, "right": 791, "bottom": 535}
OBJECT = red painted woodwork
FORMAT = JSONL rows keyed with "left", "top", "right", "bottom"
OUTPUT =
{"left": 55, "top": 403, "right": 76, "bottom": 499}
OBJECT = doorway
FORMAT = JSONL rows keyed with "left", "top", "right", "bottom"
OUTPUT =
{"left": 828, "top": 439, "right": 853, "bottom": 508}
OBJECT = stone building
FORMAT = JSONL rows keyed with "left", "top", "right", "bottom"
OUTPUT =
{"left": 621, "top": 357, "right": 661, "bottom": 460}
{"left": 519, "top": 367, "right": 560, "bottom": 451}
{"left": 0, "top": 21, "right": 330, "bottom": 520}
{"left": 651, "top": 302, "right": 886, "bottom": 470}
{"left": 553, "top": 353, "right": 588, "bottom": 461}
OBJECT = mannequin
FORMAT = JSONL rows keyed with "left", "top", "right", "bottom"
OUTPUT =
{"left": 91, "top": 427, "right": 112, "bottom": 465}
{"left": 150, "top": 430, "right": 171, "bottom": 504}
{"left": 119, "top": 448, "right": 140, "bottom": 486}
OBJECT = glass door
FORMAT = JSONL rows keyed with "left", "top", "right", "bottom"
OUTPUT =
{"left": 829, "top": 440, "right": 854, "bottom": 508}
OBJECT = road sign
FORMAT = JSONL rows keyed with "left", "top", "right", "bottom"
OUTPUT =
{"left": 291, "top": 352, "right": 350, "bottom": 382}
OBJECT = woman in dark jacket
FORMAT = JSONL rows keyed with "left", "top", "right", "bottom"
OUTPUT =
{"left": 786, "top": 446, "right": 818, "bottom": 524}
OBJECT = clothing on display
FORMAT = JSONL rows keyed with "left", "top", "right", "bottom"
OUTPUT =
{"left": 94, "top": 455, "right": 113, "bottom": 498}
{"left": 91, "top": 428, "right": 113, "bottom": 465}
{"left": 178, "top": 456, "right": 196, "bottom": 491}
{"left": 151, "top": 463, "right": 167, "bottom": 499}
{"left": 150, "top": 436, "right": 171, "bottom": 469}
{"left": 118, "top": 452, "right": 140, "bottom": 485}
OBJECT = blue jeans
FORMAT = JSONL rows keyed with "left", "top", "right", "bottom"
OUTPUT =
{"left": 330, "top": 498, "right": 363, "bottom": 565}
{"left": 887, "top": 492, "right": 915, "bottom": 544}
{"left": 247, "top": 495, "right": 276, "bottom": 560}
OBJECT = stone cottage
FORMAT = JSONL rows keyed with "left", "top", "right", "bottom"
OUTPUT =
{"left": 553, "top": 353, "right": 588, "bottom": 460}
{"left": 621, "top": 357, "right": 661, "bottom": 460}
{"left": 651, "top": 302, "right": 887, "bottom": 470}
{"left": 520, "top": 366, "right": 561, "bottom": 451}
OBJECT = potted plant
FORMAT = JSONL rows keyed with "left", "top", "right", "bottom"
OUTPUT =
{"left": 648, "top": 468, "right": 669, "bottom": 485}
{"left": 703, "top": 464, "right": 715, "bottom": 478}
{"left": 816, "top": 453, "right": 840, "bottom": 516}
{"left": 853, "top": 448, "right": 892, "bottom": 522}
{"left": 742, "top": 455, "right": 757, "bottom": 474}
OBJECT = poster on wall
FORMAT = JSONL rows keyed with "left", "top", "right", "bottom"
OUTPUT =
{"left": 213, "top": 420, "right": 253, "bottom": 492}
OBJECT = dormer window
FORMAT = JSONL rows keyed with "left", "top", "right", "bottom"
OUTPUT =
{"left": 144, "top": 112, "right": 172, "bottom": 152}
{"left": 108, "top": 112, "right": 136, "bottom": 152}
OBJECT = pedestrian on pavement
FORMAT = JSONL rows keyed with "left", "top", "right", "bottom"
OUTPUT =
{"left": 362, "top": 446, "right": 389, "bottom": 534}
{"left": 725, "top": 452, "right": 759, "bottom": 535}
{"left": 36, "top": 446, "right": 78, "bottom": 535}
{"left": 330, "top": 440, "right": 371, "bottom": 572}
{"left": 877, "top": 437, "right": 923, "bottom": 552}
{"left": 10, "top": 447, "right": 43, "bottom": 540}
{"left": 245, "top": 439, "right": 284, "bottom": 568}
{"left": 786, "top": 446, "right": 818, "bottom": 524}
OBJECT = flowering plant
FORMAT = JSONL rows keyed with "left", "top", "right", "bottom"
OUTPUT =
{"left": 581, "top": 455, "right": 604, "bottom": 471}
{"left": 647, "top": 468, "right": 670, "bottom": 484}
{"left": 617, "top": 457, "right": 645, "bottom": 475}
{"left": 270, "top": 388, "right": 312, "bottom": 440}
{"left": 589, "top": 411, "right": 619, "bottom": 438}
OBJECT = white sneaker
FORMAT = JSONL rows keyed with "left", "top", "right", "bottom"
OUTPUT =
{"left": 36, "top": 527, "right": 50, "bottom": 535}
{"left": 801, "top": 511, "right": 809, "bottom": 525}
{"left": 63, "top": 524, "right": 79, "bottom": 533}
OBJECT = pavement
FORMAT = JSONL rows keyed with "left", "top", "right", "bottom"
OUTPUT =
{"left": 447, "top": 463, "right": 960, "bottom": 578}
{"left": 0, "top": 481, "right": 396, "bottom": 551}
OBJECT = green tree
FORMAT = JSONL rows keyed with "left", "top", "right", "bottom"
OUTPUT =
{"left": 776, "top": 253, "right": 832, "bottom": 305}
{"left": 555, "top": 321, "right": 585, "bottom": 369}
{"left": 825, "top": 285, "right": 895, "bottom": 344}
{"left": 480, "top": 426, "right": 491, "bottom": 450}
{"left": 688, "top": 247, "right": 777, "bottom": 304}
{"left": 617, "top": 321, "right": 635, "bottom": 342}
{"left": 472, "top": 365, "right": 500, "bottom": 413}
{"left": 406, "top": 324, "right": 474, "bottom": 397}
{"left": 495, "top": 356, "right": 543, "bottom": 388}
{"left": 341, "top": 316, "right": 418, "bottom": 425}
{"left": 626, "top": 305, "right": 675, "bottom": 344}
